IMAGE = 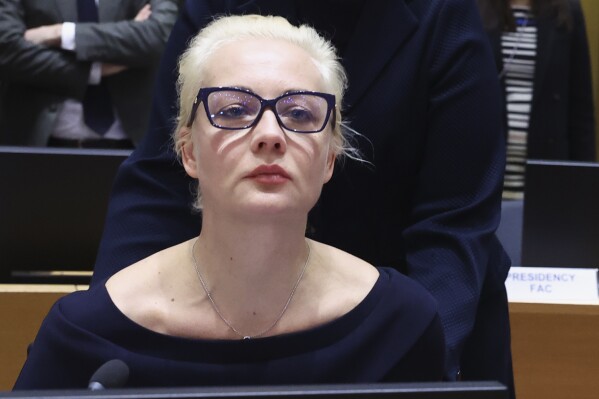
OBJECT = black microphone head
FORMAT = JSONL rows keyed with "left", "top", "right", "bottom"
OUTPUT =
{"left": 88, "top": 359, "right": 130, "bottom": 390}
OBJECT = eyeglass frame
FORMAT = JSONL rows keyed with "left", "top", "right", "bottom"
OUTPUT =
{"left": 186, "top": 87, "right": 337, "bottom": 133}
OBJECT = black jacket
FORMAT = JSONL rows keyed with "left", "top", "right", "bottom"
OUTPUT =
{"left": 482, "top": 0, "right": 596, "bottom": 161}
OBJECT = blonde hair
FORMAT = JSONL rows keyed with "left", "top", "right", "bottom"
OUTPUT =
{"left": 174, "top": 14, "right": 353, "bottom": 155}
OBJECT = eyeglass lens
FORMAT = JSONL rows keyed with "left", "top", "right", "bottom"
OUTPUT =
{"left": 206, "top": 91, "right": 329, "bottom": 132}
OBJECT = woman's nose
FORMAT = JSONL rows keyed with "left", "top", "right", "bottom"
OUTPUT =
{"left": 250, "top": 109, "right": 287, "bottom": 153}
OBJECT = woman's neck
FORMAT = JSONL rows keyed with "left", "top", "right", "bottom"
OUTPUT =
{"left": 193, "top": 209, "right": 311, "bottom": 302}
{"left": 187, "top": 212, "right": 313, "bottom": 338}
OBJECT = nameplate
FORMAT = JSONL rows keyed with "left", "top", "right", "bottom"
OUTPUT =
{"left": 505, "top": 266, "right": 599, "bottom": 305}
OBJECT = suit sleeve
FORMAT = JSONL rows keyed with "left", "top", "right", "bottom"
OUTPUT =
{"left": 91, "top": 0, "right": 220, "bottom": 283}
{"left": 402, "top": 0, "right": 507, "bottom": 378}
{"left": 74, "top": 0, "right": 179, "bottom": 66}
{"left": 567, "top": 0, "right": 596, "bottom": 161}
{"left": 0, "top": 0, "right": 89, "bottom": 98}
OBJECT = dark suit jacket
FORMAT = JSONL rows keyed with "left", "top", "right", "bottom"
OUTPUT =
{"left": 92, "top": 0, "right": 512, "bottom": 389}
{"left": 482, "top": 0, "right": 595, "bottom": 161}
{"left": 0, "top": 0, "right": 179, "bottom": 145}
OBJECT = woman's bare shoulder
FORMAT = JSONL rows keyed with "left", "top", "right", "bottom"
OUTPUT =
{"left": 104, "top": 240, "right": 194, "bottom": 330}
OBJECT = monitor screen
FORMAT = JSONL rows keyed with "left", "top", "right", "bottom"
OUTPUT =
{"left": 0, "top": 382, "right": 508, "bottom": 399}
{"left": 0, "top": 146, "right": 131, "bottom": 283}
{"left": 522, "top": 159, "right": 599, "bottom": 268}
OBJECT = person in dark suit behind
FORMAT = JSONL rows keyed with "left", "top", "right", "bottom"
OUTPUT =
{"left": 92, "top": 0, "right": 514, "bottom": 396}
{"left": 477, "top": 0, "right": 596, "bottom": 200}
{"left": 0, "top": 0, "right": 179, "bottom": 148}
{"left": 14, "top": 15, "right": 445, "bottom": 387}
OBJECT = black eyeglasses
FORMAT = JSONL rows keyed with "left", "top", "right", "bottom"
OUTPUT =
{"left": 187, "top": 87, "right": 336, "bottom": 133}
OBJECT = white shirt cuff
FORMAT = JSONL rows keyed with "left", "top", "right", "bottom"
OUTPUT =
{"left": 61, "top": 22, "right": 76, "bottom": 51}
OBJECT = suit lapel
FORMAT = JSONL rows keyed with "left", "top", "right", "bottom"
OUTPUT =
{"left": 533, "top": 14, "right": 554, "bottom": 97}
{"left": 342, "top": 0, "right": 417, "bottom": 110}
{"left": 98, "top": 0, "right": 120, "bottom": 22}
{"left": 54, "top": 0, "right": 77, "bottom": 22}
{"left": 53, "top": 0, "right": 119, "bottom": 22}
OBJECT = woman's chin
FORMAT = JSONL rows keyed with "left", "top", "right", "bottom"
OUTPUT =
{"left": 233, "top": 195, "right": 310, "bottom": 220}
{"left": 240, "top": 201, "right": 301, "bottom": 217}
{"left": 203, "top": 190, "right": 317, "bottom": 220}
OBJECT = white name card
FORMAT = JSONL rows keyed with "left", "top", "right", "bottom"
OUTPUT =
{"left": 505, "top": 266, "right": 599, "bottom": 305}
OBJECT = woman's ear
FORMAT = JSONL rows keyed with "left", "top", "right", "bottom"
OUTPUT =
{"left": 180, "top": 128, "right": 199, "bottom": 178}
{"left": 323, "top": 150, "right": 336, "bottom": 184}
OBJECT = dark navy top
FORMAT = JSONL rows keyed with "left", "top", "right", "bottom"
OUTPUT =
{"left": 14, "top": 268, "right": 445, "bottom": 389}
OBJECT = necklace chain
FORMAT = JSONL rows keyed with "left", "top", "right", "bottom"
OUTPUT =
{"left": 191, "top": 238, "right": 311, "bottom": 340}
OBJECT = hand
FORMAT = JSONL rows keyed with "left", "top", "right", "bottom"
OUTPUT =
{"left": 24, "top": 24, "right": 62, "bottom": 47}
{"left": 134, "top": 4, "right": 152, "bottom": 22}
{"left": 101, "top": 63, "right": 128, "bottom": 76}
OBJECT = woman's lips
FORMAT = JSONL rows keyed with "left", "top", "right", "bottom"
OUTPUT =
{"left": 246, "top": 164, "right": 291, "bottom": 184}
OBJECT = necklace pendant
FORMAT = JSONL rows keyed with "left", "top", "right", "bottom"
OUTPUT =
{"left": 243, "top": 336, "right": 251, "bottom": 340}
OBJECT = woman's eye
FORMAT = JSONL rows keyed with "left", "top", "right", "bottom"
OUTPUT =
{"left": 217, "top": 105, "right": 248, "bottom": 118}
{"left": 284, "top": 107, "right": 313, "bottom": 122}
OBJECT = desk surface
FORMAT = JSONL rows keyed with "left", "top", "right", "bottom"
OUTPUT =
{"left": 509, "top": 302, "right": 599, "bottom": 399}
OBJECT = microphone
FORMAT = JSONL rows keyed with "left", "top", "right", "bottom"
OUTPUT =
{"left": 88, "top": 359, "right": 130, "bottom": 390}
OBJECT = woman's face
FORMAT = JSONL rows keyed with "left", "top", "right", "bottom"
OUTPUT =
{"left": 181, "top": 38, "right": 336, "bottom": 221}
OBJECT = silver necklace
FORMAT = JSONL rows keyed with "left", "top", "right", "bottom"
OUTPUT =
{"left": 191, "top": 238, "right": 311, "bottom": 340}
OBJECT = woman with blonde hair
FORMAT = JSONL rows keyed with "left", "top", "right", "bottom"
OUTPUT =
{"left": 14, "top": 15, "right": 445, "bottom": 389}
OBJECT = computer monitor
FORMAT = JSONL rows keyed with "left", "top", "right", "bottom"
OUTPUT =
{"left": 0, "top": 382, "right": 508, "bottom": 399}
{"left": 0, "top": 146, "right": 131, "bottom": 283}
{"left": 521, "top": 159, "right": 599, "bottom": 268}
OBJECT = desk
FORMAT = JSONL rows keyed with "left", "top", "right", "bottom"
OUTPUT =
{"left": 509, "top": 302, "right": 599, "bottom": 399}
{"left": 0, "top": 285, "right": 84, "bottom": 390}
